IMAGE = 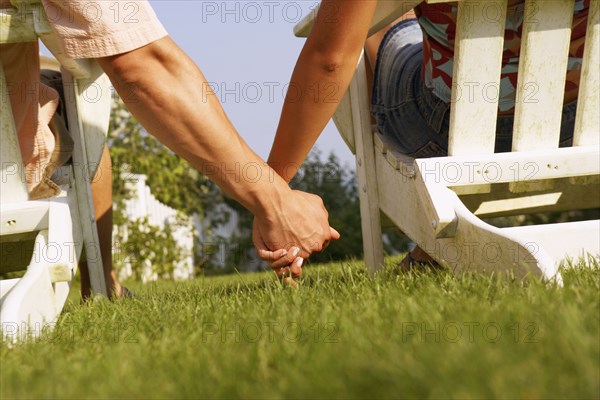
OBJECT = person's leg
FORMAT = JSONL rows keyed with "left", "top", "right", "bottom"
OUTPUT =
{"left": 79, "top": 144, "right": 125, "bottom": 299}
{"left": 365, "top": 10, "right": 416, "bottom": 76}
{"left": 365, "top": 11, "right": 418, "bottom": 117}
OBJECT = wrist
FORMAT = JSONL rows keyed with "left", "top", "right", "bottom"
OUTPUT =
{"left": 243, "top": 167, "right": 292, "bottom": 218}
{"left": 267, "top": 155, "right": 301, "bottom": 184}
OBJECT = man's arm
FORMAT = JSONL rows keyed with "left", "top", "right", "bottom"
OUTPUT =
{"left": 96, "top": 37, "right": 339, "bottom": 261}
{"left": 267, "top": 0, "right": 379, "bottom": 181}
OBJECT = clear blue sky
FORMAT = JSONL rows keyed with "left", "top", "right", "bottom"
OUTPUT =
{"left": 149, "top": 0, "right": 356, "bottom": 168}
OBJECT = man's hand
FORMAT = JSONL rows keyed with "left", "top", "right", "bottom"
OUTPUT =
{"left": 252, "top": 190, "right": 340, "bottom": 281}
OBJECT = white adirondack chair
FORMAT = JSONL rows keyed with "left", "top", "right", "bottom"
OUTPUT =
{"left": 1, "top": 0, "right": 110, "bottom": 341}
{"left": 294, "top": 0, "right": 600, "bottom": 280}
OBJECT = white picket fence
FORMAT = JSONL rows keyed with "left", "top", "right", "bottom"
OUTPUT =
{"left": 116, "top": 174, "right": 195, "bottom": 282}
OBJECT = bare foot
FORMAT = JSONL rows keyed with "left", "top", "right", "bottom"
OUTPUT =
{"left": 80, "top": 267, "right": 130, "bottom": 300}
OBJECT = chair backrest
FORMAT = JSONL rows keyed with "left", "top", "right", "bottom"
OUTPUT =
{"left": 296, "top": 0, "right": 599, "bottom": 157}
{"left": 1, "top": 0, "right": 112, "bottom": 204}
{"left": 448, "top": 0, "right": 599, "bottom": 157}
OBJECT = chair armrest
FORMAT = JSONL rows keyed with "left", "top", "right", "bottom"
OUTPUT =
{"left": 294, "top": 0, "right": 446, "bottom": 38}
{"left": 0, "top": 7, "right": 37, "bottom": 43}
{"left": 0, "top": 1, "right": 91, "bottom": 79}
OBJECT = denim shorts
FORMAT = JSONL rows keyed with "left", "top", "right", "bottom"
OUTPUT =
{"left": 371, "top": 19, "right": 576, "bottom": 158}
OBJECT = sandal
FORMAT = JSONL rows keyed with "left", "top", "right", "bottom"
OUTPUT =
{"left": 398, "top": 251, "right": 443, "bottom": 272}
{"left": 120, "top": 287, "right": 136, "bottom": 299}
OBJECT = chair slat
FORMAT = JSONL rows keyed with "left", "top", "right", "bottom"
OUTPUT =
{"left": 294, "top": 0, "right": 422, "bottom": 38}
{"left": 331, "top": 92, "right": 356, "bottom": 154}
{"left": 574, "top": 0, "right": 599, "bottom": 146}
{"left": 512, "top": 0, "right": 575, "bottom": 151}
{"left": 448, "top": 0, "right": 508, "bottom": 156}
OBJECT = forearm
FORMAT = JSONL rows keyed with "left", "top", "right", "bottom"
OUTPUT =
{"left": 268, "top": 0, "right": 378, "bottom": 182}
{"left": 268, "top": 50, "right": 361, "bottom": 182}
{"left": 97, "top": 37, "right": 288, "bottom": 216}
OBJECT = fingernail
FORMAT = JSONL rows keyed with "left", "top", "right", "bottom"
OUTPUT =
{"left": 280, "top": 249, "right": 287, "bottom": 257}
{"left": 292, "top": 247, "right": 299, "bottom": 257}
{"left": 296, "top": 257, "right": 303, "bottom": 267}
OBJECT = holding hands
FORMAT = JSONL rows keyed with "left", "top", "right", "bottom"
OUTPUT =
{"left": 252, "top": 190, "right": 340, "bottom": 283}
{"left": 251, "top": 1, "right": 380, "bottom": 282}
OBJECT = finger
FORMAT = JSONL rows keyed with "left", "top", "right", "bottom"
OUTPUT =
{"left": 275, "top": 266, "right": 292, "bottom": 279}
{"left": 269, "top": 247, "right": 300, "bottom": 270}
{"left": 282, "top": 277, "right": 298, "bottom": 287}
{"left": 329, "top": 227, "right": 341, "bottom": 240}
{"left": 253, "top": 228, "right": 278, "bottom": 260}
{"left": 290, "top": 257, "right": 303, "bottom": 278}
{"left": 270, "top": 256, "right": 294, "bottom": 270}
{"left": 252, "top": 221, "right": 289, "bottom": 259}
{"left": 275, "top": 264, "right": 299, "bottom": 287}
{"left": 257, "top": 247, "right": 288, "bottom": 262}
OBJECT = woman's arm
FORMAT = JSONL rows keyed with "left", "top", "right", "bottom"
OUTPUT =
{"left": 267, "top": 0, "right": 379, "bottom": 181}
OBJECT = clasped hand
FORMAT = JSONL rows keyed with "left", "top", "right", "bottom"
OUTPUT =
{"left": 252, "top": 190, "right": 340, "bottom": 283}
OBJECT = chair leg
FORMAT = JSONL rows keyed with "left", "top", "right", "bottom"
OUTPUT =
{"left": 357, "top": 169, "right": 385, "bottom": 275}
{"left": 60, "top": 69, "right": 108, "bottom": 297}
{"left": 351, "top": 55, "right": 384, "bottom": 274}
{"left": 440, "top": 193, "right": 561, "bottom": 281}
{"left": 1, "top": 231, "right": 57, "bottom": 342}
{"left": 375, "top": 153, "right": 566, "bottom": 281}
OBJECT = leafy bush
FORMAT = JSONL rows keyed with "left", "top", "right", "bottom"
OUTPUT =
{"left": 113, "top": 217, "right": 185, "bottom": 281}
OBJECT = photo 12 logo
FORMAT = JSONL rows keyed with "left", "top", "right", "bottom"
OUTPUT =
{"left": 200, "top": 2, "right": 321, "bottom": 24}
{"left": 201, "top": 321, "right": 338, "bottom": 343}
{"left": 1, "top": 321, "right": 139, "bottom": 343}
{"left": 400, "top": 321, "right": 539, "bottom": 344}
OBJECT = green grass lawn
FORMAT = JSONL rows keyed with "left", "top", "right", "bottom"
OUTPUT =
{"left": 1, "top": 257, "right": 599, "bottom": 399}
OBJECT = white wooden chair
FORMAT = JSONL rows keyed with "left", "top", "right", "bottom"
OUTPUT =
{"left": 1, "top": 0, "right": 110, "bottom": 340}
{"left": 295, "top": 0, "right": 600, "bottom": 281}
